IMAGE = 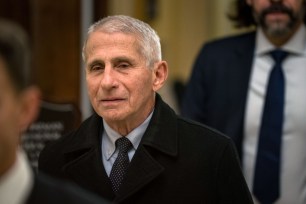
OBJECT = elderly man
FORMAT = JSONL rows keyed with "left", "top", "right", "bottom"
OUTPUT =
{"left": 39, "top": 15, "right": 253, "bottom": 204}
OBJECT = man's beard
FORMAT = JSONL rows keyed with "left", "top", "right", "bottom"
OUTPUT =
{"left": 256, "top": 4, "right": 299, "bottom": 37}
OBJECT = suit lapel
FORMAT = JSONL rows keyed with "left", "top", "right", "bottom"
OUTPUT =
{"left": 226, "top": 32, "right": 256, "bottom": 157}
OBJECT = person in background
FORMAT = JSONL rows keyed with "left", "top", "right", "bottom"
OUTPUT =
{"left": 0, "top": 19, "right": 109, "bottom": 204}
{"left": 39, "top": 15, "right": 253, "bottom": 203}
{"left": 181, "top": 0, "right": 306, "bottom": 203}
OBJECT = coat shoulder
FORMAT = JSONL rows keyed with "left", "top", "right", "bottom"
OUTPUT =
{"left": 203, "top": 31, "right": 255, "bottom": 51}
{"left": 177, "top": 116, "right": 233, "bottom": 147}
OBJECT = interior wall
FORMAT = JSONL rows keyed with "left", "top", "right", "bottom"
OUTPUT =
{"left": 106, "top": 0, "right": 241, "bottom": 112}
{"left": 107, "top": 0, "right": 238, "bottom": 83}
{"left": 31, "top": 0, "right": 81, "bottom": 104}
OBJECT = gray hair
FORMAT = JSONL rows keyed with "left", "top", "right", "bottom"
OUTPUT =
{"left": 82, "top": 15, "right": 162, "bottom": 67}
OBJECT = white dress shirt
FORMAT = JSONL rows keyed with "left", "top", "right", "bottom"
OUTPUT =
{"left": 102, "top": 111, "right": 154, "bottom": 176}
{"left": 0, "top": 149, "right": 34, "bottom": 204}
{"left": 243, "top": 24, "right": 306, "bottom": 204}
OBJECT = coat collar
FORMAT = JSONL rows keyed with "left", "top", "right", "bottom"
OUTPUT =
{"left": 63, "top": 94, "right": 178, "bottom": 157}
{"left": 139, "top": 94, "right": 178, "bottom": 157}
{"left": 63, "top": 113, "right": 102, "bottom": 154}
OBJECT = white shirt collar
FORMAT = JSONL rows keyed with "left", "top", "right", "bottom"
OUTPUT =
{"left": 256, "top": 24, "right": 306, "bottom": 55}
{"left": 103, "top": 110, "right": 154, "bottom": 160}
{"left": 0, "top": 149, "right": 34, "bottom": 204}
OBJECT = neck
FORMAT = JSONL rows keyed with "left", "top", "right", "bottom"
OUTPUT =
{"left": 107, "top": 105, "right": 154, "bottom": 136}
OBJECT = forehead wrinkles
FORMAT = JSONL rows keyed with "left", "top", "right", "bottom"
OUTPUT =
{"left": 86, "top": 32, "right": 143, "bottom": 61}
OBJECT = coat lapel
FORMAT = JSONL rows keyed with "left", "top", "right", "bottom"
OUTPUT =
{"left": 61, "top": 113, "right": 115, "bottom": 198}
{"left": 114, "top": 146, "right": 164, "bottom": 202}
{"left": 115, "top": 94, "right": 178, "bottom": 202}
{"left": 63, "top": 147, "right": 114, "bottom": 197}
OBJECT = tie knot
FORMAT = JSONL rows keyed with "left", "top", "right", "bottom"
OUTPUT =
{"left": 116, "top": 137, "right": 133, "bottom": 153}
{"left": 270, "top": 49, "right": 288, "bottom": 64}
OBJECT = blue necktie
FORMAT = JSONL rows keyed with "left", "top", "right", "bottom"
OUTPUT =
{"left": 253, "top": 50, "right": 288, "bottom": 204}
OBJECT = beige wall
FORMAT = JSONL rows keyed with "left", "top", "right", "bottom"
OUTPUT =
{"left": 107, "top": 0, "right": 241, "bottom": 112}
{"left": 107, "top": 0, "right": 239, "bottom": 82}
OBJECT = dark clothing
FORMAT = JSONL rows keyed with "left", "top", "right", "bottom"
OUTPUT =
{"left": 39, "top": 94, "right": 253, "bottom": 204}
{"left": 181, "top": 32, "right": 256, "bottom": 159}
{"left": 26, "top": 173, "right": 109, "bottom": 204}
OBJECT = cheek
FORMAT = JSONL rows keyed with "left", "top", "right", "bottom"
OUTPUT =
{"left": 248, "top": 0, "right": 266, "bottom": 11}
{"left": 0, "top": 113, "right": 19, "bottom": 172}
{"left": 86, "top": 77, "right": 99, "bottom": 97}
{"left": 130, "top": 75, "right": 154, "bottom": 100}
{"left": 0, "top": 106, "right": 20, "bottom": 149}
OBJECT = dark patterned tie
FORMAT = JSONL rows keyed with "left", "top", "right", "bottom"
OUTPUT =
{"left": 109, "top": 137, "right": 133, "bottom": 193}
{"left": 253, "top": 50, "right": 288, "bottom": 204}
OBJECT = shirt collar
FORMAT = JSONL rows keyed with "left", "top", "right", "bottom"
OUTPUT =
{"left": 103, "top": 110, "right": 154, "bottom": 160}
{"left": 0, "top": 149, "right": 34, "bottom": 204}
{"left": 256, "top": 24, "right": 306, "bottom": 56}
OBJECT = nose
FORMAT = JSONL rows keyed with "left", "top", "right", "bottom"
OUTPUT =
{"left": 100, "top": 67, "right": 118, "bottom": 90}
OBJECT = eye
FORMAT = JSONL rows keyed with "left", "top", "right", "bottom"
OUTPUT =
{"left": 116, "top": 62, "right": 130, "bottom": 69}
{"left": 89, "top": 64, "right": 104, "bottom": 72}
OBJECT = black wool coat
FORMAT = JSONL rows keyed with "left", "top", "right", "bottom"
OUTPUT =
{"left": 39, "top": 94, "right": 253, "bottom": 204}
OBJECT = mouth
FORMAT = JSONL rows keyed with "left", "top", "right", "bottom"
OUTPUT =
{"left": 100, "top": 98, "right": 125, "bottom": 105}
{"left": 262, "top": 5, "right": 292, "bottom": 24}
{"left": 266, "top": 11, "right": 288, "bottom": 18}
{"left": 263, "top": 4, "right": 292, "bottom": 17}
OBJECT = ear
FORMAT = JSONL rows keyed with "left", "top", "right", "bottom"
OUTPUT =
{"left": 152, "top": 61, "right": 168, "bottom": 92}
{"left": 19, "top": 86, "right": 41, "bottom": 132}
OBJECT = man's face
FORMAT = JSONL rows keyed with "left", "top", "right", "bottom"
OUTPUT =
{"left": 0, "top": 58, "right": 23, "bottom": 175}
{"left": 84, "top": 32, "right": 157, "bottom": 129}
{"left": 247, "top": 0, "right": 305, "bottom": 36}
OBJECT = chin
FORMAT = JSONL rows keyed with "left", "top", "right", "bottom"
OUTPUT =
{"left": 101, "top": 111, "right": 127, "bottom": 122}
{"left": 264, "top": 20, "right": 292, "bottom": 35}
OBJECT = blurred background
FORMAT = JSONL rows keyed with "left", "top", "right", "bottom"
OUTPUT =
{"left": 0, "top": 0, "right": 246, "bottom": 118}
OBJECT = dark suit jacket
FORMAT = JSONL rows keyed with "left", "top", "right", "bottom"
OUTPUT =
{"left": 181, "top": 32, "right": 256, "bottom": 159}
{"left": 26, "top": 173, "right": 109, "bottom": 204}
{"left": 39, "top": 94, "right": 253, "bottom": 204}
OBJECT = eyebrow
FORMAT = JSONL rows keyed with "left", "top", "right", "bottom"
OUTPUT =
{"left": 88, "top": 56, "right": 136, "bottom": 66}
{"left": 112, "top": 56, "right": 135, "bottom": 64}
